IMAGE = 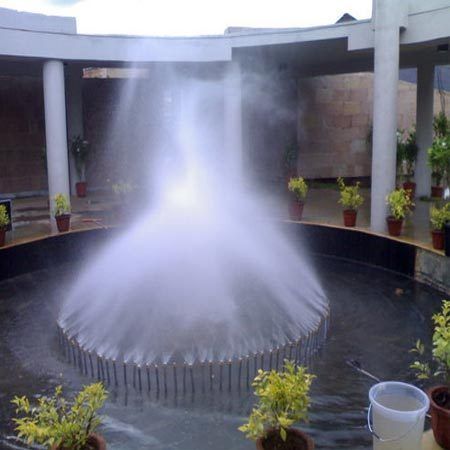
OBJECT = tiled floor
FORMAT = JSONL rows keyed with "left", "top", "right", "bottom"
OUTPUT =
{"left": 0, "top": 188, "right": 441, "bottom": 252}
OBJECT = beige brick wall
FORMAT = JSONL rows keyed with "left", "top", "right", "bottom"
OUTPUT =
{"left": 297, "top": 72, "right": 450, "bottom": 180}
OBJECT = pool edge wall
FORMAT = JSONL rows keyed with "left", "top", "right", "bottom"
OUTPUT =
{"left": 0, "top": 224, "right": 449, "bottom": 295}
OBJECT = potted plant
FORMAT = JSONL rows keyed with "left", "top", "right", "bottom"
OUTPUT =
{"left": 54, "top": 193, "right": 71, "bottom": 233}
{"left": 239, "top": 361, "right": 315, "bottom": 450}
{"left": 397, "top": 128, "right": 418, "bottom": 199}
{"left": 385, "top": 188, "right": 413, "bottom": 237}
{"left": 429, "top": 203, "right": 450, "bottom": 250}
{"left": 434, "top": 111, "right": 449, "bottom": 139}
{"left": 337, "top": 177, "right": 364, "bottom": 227}
{"left": 287, "top": 177, "right": 308, "bottom": 221}
{"left": 70, "top": 136, "right": 90, "bottom": 198}
{"left": 410, "top": 300, "right": 450, "bottom": 449}
{"left": 0, "top": 204, "right": 10, "bottom": 247}
{"left": 11, "top": 382, "right": 108, "bottom": 450}
{"left": 428, "top": 137, "right": 450, "bottom": 198}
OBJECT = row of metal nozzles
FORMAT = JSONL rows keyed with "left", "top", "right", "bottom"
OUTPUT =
{"left": 57, "top": 312, "right": 329, "bottom": 395}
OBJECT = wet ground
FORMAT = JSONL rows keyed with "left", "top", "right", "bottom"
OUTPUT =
{"left": 0, "top": 255, "right": 444, "bottom": 450}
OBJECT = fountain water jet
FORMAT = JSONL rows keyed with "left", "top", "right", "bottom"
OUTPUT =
{"left": 57, "top": 68, "right": 329, "bottom": 393}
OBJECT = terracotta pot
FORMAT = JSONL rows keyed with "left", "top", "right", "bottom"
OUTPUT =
{"left": 431, "top": 229, "right": 445, "bottom": 250}
{"left": 402, "top": 181, "right": 416, "bottom": 200}
{"left": 431, "top": 186, "right": 444, "bottom": 198}
{"left": 52, "top": 433, "right": 106, "bottom": 450}
{"left": 55, "top": 214, "right": 71, "bottom": 233}
{"left": 343, "top": 209, "right": 357, "bottom": 227}
{"left": 428, "top": 385, "right": 450, "bottom": 450}
{"left": 0, "top": 228, "right": 5, "bottom": 247}
{"left": 289, "top": 200, "right": 304, "bottom": 221}
{"left": 76, "top": 181, "right": 87, "bottom": 198}
{"left": 256, "top": 428, "right": 314, "bottom": 450}
{"left": 386, "top": 216, "right": 403, "bottom": 236}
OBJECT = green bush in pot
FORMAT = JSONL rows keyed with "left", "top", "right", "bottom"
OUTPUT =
{"left": 239, "top": 361, "right": 315, "bottom": 450}
{"left": 410, "top": 300, "right": 450, "bottom": 449}
{"left": 428, "top": 136, "right": 450, "bottom": 196}
{"left": 11, "top": 383, "right": 108, "bottom": 450}
{"left": 0, "top": 204, "right": 10, "bottom": 247}
{"left": 337, "top": 177, "right": 364, "bottom": 227}
{"left": 385, "top": 188, "right": 413, "bottom": 236}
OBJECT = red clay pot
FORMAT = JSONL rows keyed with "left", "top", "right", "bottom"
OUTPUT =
{"left": 256, "top": 428, "right": 314, "bottom": 450}
{"left": 52, "top": 433, "right": 106, "bottom": 450}
{"left": 386, "top": 216, "right": 403, "bottom": 236}
{"left": 76, "top": 181, "right": 87, "bottom": 198}
{"left": 428, "top": 385, "right": 450, "bottom": 450}
{"left": 55, "top": 214, "right": 71, "bottom": 233}
{"left": 0, "top": 228, "right": 5, "bottom": 247}
{"left": 402, "top": 181, "right": 416, "bottom": 200}
{"left": 343, "top": 209, "right": 357, "bottom": 227}
{"left": 431, "top": 186, "right": 444, "bottom": 198}
{"left": 289, "top": 200, "right": 304, "bottom": 221}
{"left": 431, "top": 229, "right": 445, "bottom": 250}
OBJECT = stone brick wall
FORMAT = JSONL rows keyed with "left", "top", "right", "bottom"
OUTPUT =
{"left": 0, "top": 76, "right": 46, "bottom": 195}
{"left": 296, "top": 72, "right": 450, "bottom": 180}
{"left": 2, "top": 71, "right": 450, "bottom": 195}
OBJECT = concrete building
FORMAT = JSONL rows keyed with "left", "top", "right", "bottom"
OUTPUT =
{"left": 1, "top": 0, "right": 450, "bottom": 232}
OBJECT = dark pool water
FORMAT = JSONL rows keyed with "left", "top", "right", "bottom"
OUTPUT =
{"left": 0, "top": 255, "right": 443, "bottom": 450}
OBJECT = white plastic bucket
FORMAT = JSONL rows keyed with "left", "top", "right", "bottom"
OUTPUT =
{"left": 368, "top": 381, "right": 429, "bottom": 450}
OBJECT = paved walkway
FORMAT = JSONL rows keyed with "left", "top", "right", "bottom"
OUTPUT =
{"left": 0, "top": 188, "right": 441, "bottom": 253}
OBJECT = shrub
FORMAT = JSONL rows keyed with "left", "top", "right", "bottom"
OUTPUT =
{"left": 0, "top": 204, "right": 9, "bottom": 228}
{"left": 11, "top": 383, "right": 108, "bottom": 450}
{"left": 239, "top": 361, "right": 314, "bottom": 442}
{"left": 386, "top": 188, "right": 413, "bottom": 220}
{"left": 53, "top": 194, "right": 70, "bottom": 217}
{"left": 397, "top": 128, "right": 418, "bottom": 182}
{"left": 70, "top": 136, "right": 90, "bottom": 181}
{"left": 288, "top": 177, "right": 308, "bottom": 201}
{"left": 428, "top": 137, "right": 450, "bottom": 187}
{"left": 337, "top": 177, "right": 364, "bottom": 211}
{"left": 434, "top": 112, "right": 449, "bottom": 138}
{"left": 410, "top": 300, "right": 450, "bottom": 386}
{"left": 430, "top": 203, "right": 450, "bottom": 231}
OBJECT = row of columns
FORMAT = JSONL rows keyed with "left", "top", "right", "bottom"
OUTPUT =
{"left": 43, "top": 38, "right": 433, "bottom": 234}
{"left": 371, "top": 0, "right": 435, "bottom": 232}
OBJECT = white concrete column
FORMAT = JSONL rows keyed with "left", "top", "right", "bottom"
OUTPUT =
{"left": 43, "top": 60, "right": 70, "bottom": 229}
{"left": 66, "top": 65, "right": 84, "bottom": 194}
{"left": 370, "top": 0, "right": 404, "bottom": 232}
{"left": 224, "top": 61, "right": 243, "bottom": 179}
{"left": 415, "top": 64, "right": 435, "bottom": 197}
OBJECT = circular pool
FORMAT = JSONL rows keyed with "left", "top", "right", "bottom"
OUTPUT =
{"left": 0, "top": 246, "right": 442, "bottom": 449}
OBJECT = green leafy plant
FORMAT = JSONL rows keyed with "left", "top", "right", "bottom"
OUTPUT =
{"left": 337, "top": 177, "right": 364, "bottom": 211}
{"left": 0, "top": 204, "right": 9, "bottom": 229}
{"left": 434, "top": 112, "right": 449, "bottom": 138}
{"left": 410, "top": 300, "right": 450, "bottom": 385}
{"left": 238, "top": 361, "right": 314, "bottom": 442}
{"left": 70, "top": 136, "right": 90, "bottom": 181}
{"left": 386, "top": 188, "right": 413, "bottom": 220}
{"left": 11, "top": 383, "right": 108, "bottom": 450}
{"left": 397, "top": 128, "right": 418, "bottom": 182}
{"left": 288, "top": 177, "right": 308, "bottom": 201}
{"left": 53, "top": 194, "right": 70, "bottom": 217}
{"left": 430, "top": 203, "right": 450, "bottom": 231}
{"left": 428, "top": 137, "right": 450, "bottom": 187}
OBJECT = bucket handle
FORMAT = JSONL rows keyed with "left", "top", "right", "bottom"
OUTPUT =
{"left": 367, "top": 403, "right": 423, "bottom": 443}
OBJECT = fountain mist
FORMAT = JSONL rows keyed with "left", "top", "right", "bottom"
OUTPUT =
{"left": 58, "top": 66, "right": 328, "bottom": 390}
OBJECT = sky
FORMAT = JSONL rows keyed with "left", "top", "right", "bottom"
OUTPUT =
{"left": 0, "top": 0, "right": 373, "bottom": 36}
